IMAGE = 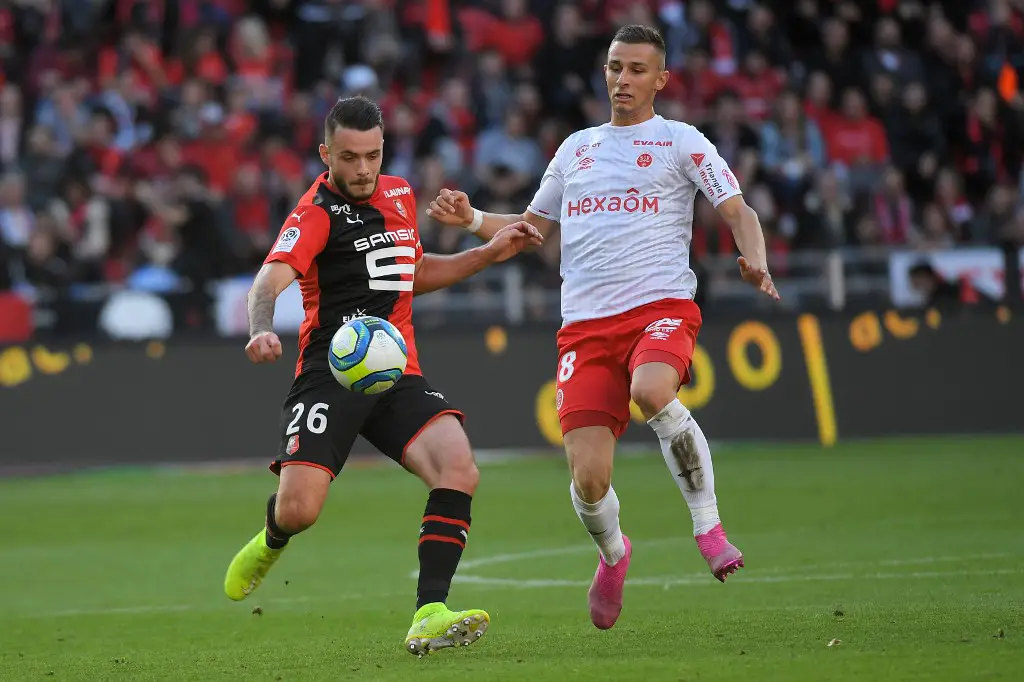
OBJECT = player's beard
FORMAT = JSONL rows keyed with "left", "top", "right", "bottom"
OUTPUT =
{"left": 333, "top": 172, "right": 378, "bottom": 202}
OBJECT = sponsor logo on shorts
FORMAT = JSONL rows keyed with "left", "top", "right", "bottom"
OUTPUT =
{"left": 425, "top": 390, "right": 446, "bottom": 401}
{"left": 636, "top": 153, "right": 654, "bottom": 168}
{"left": 555, "top": 388, "right": 564, "bottom": 410}
{"left": 272, "top": 227, "right": 300, "bottom": 254}
{"left": 645, "top": 317, "right": 683, "bottom": 341}
{"left": 286, "top": 434, "right": 300, "bottom": 455}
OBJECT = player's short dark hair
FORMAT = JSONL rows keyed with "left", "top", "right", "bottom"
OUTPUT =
{"left": 611, "top": 24, "right": 666, "bottom": 55}
{"left": 324, "top": 96, "right": 383, "bottom": 139}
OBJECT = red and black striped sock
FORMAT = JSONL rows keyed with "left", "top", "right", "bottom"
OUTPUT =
{"left": 416, "top": 488, "right": 472, "bottom": 609}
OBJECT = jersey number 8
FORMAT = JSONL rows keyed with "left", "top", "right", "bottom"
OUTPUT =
{"left": 558, "top": 351, "right": 577, "bottom": 382}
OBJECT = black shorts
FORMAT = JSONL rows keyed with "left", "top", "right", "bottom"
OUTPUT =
{"left": 270, "top": 371, "right": 464, "bottom": 479}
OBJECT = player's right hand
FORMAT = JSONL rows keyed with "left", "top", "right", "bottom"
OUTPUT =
{"left": 737, "top": 257, "right": 781, "bottom": 301}
{"left": 426, "top": 188, "right": 474, "bottom": 228}
{"left": 484, "top": 221, "right": 544, "bottom": 263}
{"left": 246, "top": 331, "right": 282, "bottom": 364}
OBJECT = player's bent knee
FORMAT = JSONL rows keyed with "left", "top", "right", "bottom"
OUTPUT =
{"left": 572, "top": 468, "right": 611, "bottom": 503}
{"left": 629, "top": 379, "right": 677, "bottom": 419}
{"left": 630, "top": 360, "right": 682, "bottom": 418}
{"left": 274, "top": 492, "right": 322, "bottom": 533}
{"left": 434, "top": 444, "right": 479, "bottom": 494}
{"left": 445, "top": 458, "right": 479, "bottom": 494}
{"left": 275, "top": 464, "right": 331, "bottom": 532}
{"left": 406, "top": 415, "right": 479, "bottom": 494}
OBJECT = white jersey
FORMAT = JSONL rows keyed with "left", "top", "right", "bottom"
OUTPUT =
{"left": 527, "top": 115, "right": 742, "bottom": 325}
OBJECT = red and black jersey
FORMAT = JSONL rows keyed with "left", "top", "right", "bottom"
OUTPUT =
{"left": 264, "top": 172, "right": 423, "bottom": 378}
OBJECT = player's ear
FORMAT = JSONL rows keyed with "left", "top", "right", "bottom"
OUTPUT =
{"left": 319, "top": 143, "right": 329, "bottom": 166}
{"left": 655, "top": 68, "right": 670, "bottom": 93}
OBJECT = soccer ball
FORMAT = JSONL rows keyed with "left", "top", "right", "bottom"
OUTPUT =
{"left": 328, "top": 316, "right": 408, "bottom": 395}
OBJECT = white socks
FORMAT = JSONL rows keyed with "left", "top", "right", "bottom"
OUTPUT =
{"left": 648, "top": 399, "right": 720, "bottom": 536}
{"left": 570, "top": 481, "right": 627, "bottom": 566}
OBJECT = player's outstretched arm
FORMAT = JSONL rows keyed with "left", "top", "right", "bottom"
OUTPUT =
{"left": 715, "top": 195, "right": 781, "bottom": 301}
{"left": 426, "top": 188, "right": 557, "bottom": 241}
{"left": 245, "top": 261, "right": 299, "bottom": 363}
{"left": 413, "top": 222, "right": 543, "bottom": 295}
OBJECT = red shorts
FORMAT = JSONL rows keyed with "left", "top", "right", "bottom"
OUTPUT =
{"left": 555, "top": 298, "right": 702, "bottom": 439}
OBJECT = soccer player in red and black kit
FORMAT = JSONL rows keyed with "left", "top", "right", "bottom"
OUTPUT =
{"left": 223, "top": 96, "right": 542, "bottom": 655}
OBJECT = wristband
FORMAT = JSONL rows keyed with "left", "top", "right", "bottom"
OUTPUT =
{"left": 467, "top": 208, "right": 483, "bottom": 234}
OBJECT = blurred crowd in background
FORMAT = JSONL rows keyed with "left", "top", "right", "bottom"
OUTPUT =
{"left": 0, "top": 0, "right": 1022, "bottom": 331}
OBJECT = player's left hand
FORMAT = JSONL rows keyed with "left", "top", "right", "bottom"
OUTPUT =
{"left": 738, "top": 257, "right": 781, "bottom": 301}
{"left": 484, "top": 221, "right": 544, "bottom": 263}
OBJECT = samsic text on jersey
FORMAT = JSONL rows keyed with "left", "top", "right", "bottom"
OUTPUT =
{"left": 264, "top": 172, "right": 423, "bottom": 378}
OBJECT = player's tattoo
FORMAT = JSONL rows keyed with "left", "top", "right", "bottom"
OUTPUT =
{"left": 248, "top": 275, "right": 277, "bottom": 337}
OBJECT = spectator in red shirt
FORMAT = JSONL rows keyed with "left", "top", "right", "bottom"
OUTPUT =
{"left": 804, "top": 71, "right": 836, "bottom": 126}
{"left": 223, "top": 85, "right": 258, "bottom": 149}
{"left": 873, "top": 166, "right": 913, "bottom": 245}
{"left": 685, "top": 0, "right": 738, "bottom": 76}
{"left": 227, "top": 163, "right": 273, "bottom": 270}
{"left": 725, "top": 50, "right": 785, "bottom": 122}
{"left": 820, "top": 88, "right": 889, "bottom": 168}
{"left": 670, "top": 48, "right": 722, "bottom": 123}
{"left": 97, "top": 29, "right": 168, "bottom": 106}
{"left": 463, "top": 0, "right": 543, "bottom": 71}
{"left": 182, "top": 107, "right": 239, "bottom": 197}
{"left": 171, "top": 28, "right": 229, "bottom": 87}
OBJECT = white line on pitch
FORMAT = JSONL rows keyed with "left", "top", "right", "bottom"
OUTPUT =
{"left": 453, "top": 567, "right": 1024, "bottom": 589}
{"left": 437, "top": 540, "right": 1016, "bottom": 582}
{"left": 19, "top": 545, "right": 1020, "bottom": 619}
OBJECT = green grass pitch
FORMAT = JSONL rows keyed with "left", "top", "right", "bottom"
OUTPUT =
{"left": 2, "top": 436, "right": 1022, "bottom": 681}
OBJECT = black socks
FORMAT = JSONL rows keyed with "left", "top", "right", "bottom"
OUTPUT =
{"left": 264, "top": 493, "right": 292, "bottom": 550}
{"left": 416, "top": 488, "right": 473, "bottom": 609}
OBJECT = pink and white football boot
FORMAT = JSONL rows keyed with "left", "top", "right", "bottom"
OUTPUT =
{"left": 696, "top": 523, "right": 744, "bottom": 582}
{"left": 587, "top": 535, "right": 632, "bottom": 629}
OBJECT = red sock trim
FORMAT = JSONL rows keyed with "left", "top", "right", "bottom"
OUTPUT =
{"left": 418, "top": 534, "right": 465, "bottom": 548}
{"left": 422, "top": 514, "right": 470, "bottom": 530}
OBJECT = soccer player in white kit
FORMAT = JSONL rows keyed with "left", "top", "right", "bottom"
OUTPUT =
{"left": 427, "top": 25, "right": 780, "bottom": 630}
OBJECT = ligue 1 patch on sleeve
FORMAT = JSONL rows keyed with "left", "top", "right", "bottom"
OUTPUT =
{"left": 273, "top": 227, "right": 301, "bottom": 254}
